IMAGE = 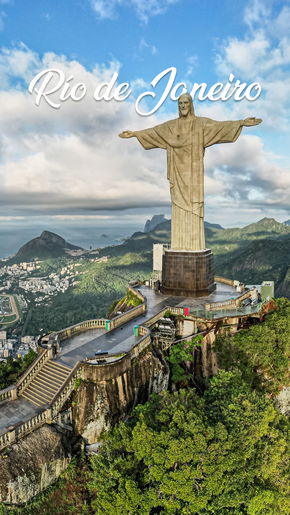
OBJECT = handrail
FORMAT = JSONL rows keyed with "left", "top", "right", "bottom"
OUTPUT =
{"left": 16, "top": 348, "right": 46, "bottom": 386}
{"left": 49, "top": 362, "right": 81, "bottom": 408}
{"left": 16, "top": 348, "right": 51, "bottom": 396}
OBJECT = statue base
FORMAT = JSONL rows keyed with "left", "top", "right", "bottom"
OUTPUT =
{"left": 161, "top": 248, "right": 216, "bottom": 297}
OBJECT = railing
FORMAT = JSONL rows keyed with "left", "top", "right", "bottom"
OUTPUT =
{"left": 127, "top": 285, "right": 145, "bottom": 303}
{"left": 14, "top": 410, "right": 48, "bottom": 440}
{"left": 0, "top": 385, "right": 16, "bottom": 403}
{"left": 110, "top": 303, "right": 146, "bottom": 330}
{"left": 16, "top": 348, "right": 51, "bottom": 396}
{"left": 191, "top": 302, "right": 264, "bottom": 320}
{"left": 50, "top": 362, "right": 82, "bottom": 419}
{"left": 214, "top": 276, "right": 235, "bottom": 287}
{"left": 215, "top": 276, "right": 245, "bottom": 292}
{"left": 55, "top": 318, "right": 108, "bottom": 343}
{"left": 51, "top": 287, "right": 146, "bottom": 343}
{"left": 205, "top": 288, "right": 253, "bottom": 311}
{"left": 138, "top": 325, "right": 150, "bottom": 337}
{"left": 0, "top": 362, "right": 82, "bottom": 451}
{"left": 0, "top": 348, "right": 51, "bottom": 403}
{"left": 0, "top": 431, "right": 10, "bottom": 450}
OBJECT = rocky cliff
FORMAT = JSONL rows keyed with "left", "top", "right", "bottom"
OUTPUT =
{"left": 0, "top": 425, "right": 72, "bottom": 504}
{"left": 0, "top": 347, "right": 169, "bottom": 504}
{"left": 73, "top": 349, "right": 169, "bottom": 443}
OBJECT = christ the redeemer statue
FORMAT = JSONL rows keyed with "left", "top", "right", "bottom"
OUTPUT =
{"left": 119, "top": 94, "right": 261, "bottom": 251}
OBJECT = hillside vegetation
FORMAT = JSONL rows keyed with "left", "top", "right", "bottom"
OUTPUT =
{"left": 5, "top": 216, "right": 290, "bottom": 336}
{"left": 9, "top": 300, "right": 290, "bottom": 515}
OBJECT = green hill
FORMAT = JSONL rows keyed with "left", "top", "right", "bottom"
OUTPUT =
{"left": 16, "top": 231, "right": 83, "bottom": 260}
{"left": 99, "top": 217, "right": 290, "bottom": 296}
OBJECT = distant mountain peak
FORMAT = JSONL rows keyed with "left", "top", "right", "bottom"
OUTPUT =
{"left": 16, "top": 231, "right": 83, "bottom": 259}
{"left": 242, "top": 217, "right": 290, "bottom": 233}
{"left": 144, "top": 215, "right": 169, "bottom": 233}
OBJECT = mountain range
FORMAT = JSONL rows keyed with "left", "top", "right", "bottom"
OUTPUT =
{"left": 8, "top": 217, "right": 290, "bottom": 298}
{"left": 97, "top": 217, "right": 290, "bottom": 297}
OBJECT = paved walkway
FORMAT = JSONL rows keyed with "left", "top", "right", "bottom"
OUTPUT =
{"left": 0, "top": 282, "right": 239, "bottom": 435}
{"left": 55, "top": 283, "right": 239, "bottom": 368}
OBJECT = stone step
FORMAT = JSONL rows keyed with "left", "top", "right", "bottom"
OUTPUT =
{"left": 41, "top": 365, "right": 69, "bottom": 382}
{"left": 20, "top": 358, "right": 71, "bottom": 407}
{"left": 37, "top": 369, "right": 65, "bottom": 386}
{"left": 26, "top": 383, "right": 53, "bottom": 401}
{"left": 45, "top": 361, "right": 70, "bottom": 377}
{"left": 24, "top": 385, "right": 51, "bottom": 403}
{"left": 48, "top": 360, "right": 71, "bottom": 373}
{"left": 21, "top": 390, "right": 46, "bottom": 407}
{"left": 32, "top": 377, "right": 57, "bottom": 393}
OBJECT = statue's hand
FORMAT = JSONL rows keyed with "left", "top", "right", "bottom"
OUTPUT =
{"left": 119, "top": 130, "right": 135, "bottom": 138}
{"left": 243, "top": 117, "right": 262, "bottom": 126}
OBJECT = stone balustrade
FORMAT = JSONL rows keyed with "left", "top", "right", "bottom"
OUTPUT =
{"left": 205, "top": 288, "right": 253, "bottom": 311}
{"left": 55, "top": 318, "right": 108, "bottom": 343}
{"left": 0, "top": 363, "right": 82, "bottom": 451}
{"left": 0, "top": 349, "right": 52, "bottom": 404}
{"left": 214, "top": 276, "right": 235, "bottom": 286}
{"left": 110, "top": 303, "right": 146, "bottom": 330}
{"left": 127, "top": 285, "right": 146, "bottom": 303}
{"left": 138, "top": 325, "right": 150, "bottom": 337}
{"left": 50, "top": 363, "right": 82, "bottom": 419}
{"left": 16, "top": 348, "right": 52, "bottom": 396}
{"left": 0, "top": 385, "right": 17, "bottom": 403}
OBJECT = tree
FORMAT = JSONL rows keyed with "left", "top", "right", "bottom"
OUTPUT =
{"left": 215, "top": 298, "right": 290, "bottom": 394}
{"left": 0, "top": 349, "right": 37, "bottom": 389}
{"left": 89, "top": 371, "right": 290, "bottom": 514}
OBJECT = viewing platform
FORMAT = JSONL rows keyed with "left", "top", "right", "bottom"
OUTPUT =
{"left": 0, "top": 279, "right": 267, "bottom": 449}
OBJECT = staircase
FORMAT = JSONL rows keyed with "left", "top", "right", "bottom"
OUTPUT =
{"left": 21, "top": 360, "right": 72, "bottom": 407}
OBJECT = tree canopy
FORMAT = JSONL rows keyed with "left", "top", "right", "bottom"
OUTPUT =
{"left": 89, "top": 371, "right": 290, "bottom": 515}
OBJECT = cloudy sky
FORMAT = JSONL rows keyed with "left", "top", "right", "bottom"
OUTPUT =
{"left": 0, "top": 0, "right": 290, "bottom": 228}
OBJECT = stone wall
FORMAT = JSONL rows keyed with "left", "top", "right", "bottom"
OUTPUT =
{"left": 73, "top": 348, "right": 169, "bottom": 443}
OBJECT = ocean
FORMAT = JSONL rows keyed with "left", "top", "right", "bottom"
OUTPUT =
{"left": 0, "top": 219, "right": 144, "bottom": 259}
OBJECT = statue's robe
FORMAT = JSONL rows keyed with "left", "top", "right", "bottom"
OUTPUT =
{"left": 135, "top": 116, "right": 243, "bottom": 251}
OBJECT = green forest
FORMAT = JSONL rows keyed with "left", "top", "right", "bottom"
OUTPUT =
{"left": 6, "top": 299, "right": 289, "bottom": 515}
{"left": 0, "top": 350, "right": 36, "bottom": 390}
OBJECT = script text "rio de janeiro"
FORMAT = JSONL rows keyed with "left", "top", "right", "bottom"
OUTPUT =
{"left": 28, "top": 66, "right": 262, "bottom": 116}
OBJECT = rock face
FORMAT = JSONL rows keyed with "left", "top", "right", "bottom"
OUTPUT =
{"left": 0, "top": 348, "right": 169, "bottom": 505}
{"left": 0, "top": 425, "right": 72, "bottom": 504}
{"left": 16, "top": 230, "right": 83, "bottom": 259}
{"left": 144, "top": 214, "right": 168, "bottom": 233}
{"left": 73, "top": 350, "right": 169, "bottom": 443}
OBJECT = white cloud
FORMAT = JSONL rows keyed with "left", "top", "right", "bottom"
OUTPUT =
{"left": 204, "top": 133, "right": 290, "bottom": 213}
{"left": 139, "top": 38, "right": 157, "bottom": 56}
{"left": 1, "top": 41, "right": 289, "bottom": 225}
{"left": 244, "top": 0, "right": 271, "bottom": 30}
{"left": 0, "top": 45, "right": 170, "bottom": 215}
{"left": 185, "top": 55, "right": 198, "bottom": 77}
{"left": 90, "top": 0, "right": 180, "bottom": 23}
{"left": 90, "top": 0, "right": 117, "bottom": 20}
{"left": 214, "top": 0, "right": 290, "bottom": 131}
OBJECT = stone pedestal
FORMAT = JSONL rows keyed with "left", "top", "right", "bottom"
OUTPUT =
{"left": 161, "top": 248, "right": 216, "bottom": 297}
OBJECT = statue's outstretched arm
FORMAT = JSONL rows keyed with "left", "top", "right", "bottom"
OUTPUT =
{"left": 241, "top": 117, "right": 262, "bottom": 126}
{"left": 119, "top": 130, "right": 136, "bottom": 138}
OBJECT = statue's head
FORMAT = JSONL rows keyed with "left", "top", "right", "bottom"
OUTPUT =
{"left": 178, "top": 93, "right": 195, "bottom": 118}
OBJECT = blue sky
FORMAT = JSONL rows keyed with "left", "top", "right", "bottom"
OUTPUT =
{"left": 0, "top": 0, "right": 290, "bottom": 228}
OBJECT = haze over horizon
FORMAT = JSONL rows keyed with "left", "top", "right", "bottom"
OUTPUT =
{"left": 1, "top": 214, "right": 289, "bottom": 260}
